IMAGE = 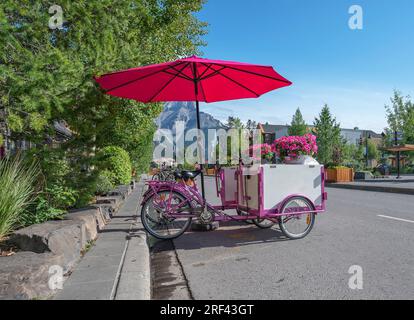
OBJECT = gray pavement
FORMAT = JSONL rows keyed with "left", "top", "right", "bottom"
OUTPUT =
{"left": 54, "top": 180, "right": 149, "bottom": 300}
{"left": 152, "top": 177, "right": 414, "bottom": 300}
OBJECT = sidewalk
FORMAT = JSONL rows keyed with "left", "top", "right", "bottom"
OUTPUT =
{"left": 326, "top": 180, "right": 414, "bottom": 195}
{"left": 54, "top": 179, "right": 150, "bottom": 300}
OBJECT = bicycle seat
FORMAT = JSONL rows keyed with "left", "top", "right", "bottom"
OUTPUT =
{"left": 181, "top": 170, "right": 202, "bottom": 180}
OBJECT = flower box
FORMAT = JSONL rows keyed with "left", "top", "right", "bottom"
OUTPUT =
{"left": 326, "top": 167, "right": 354, "bottom": 182}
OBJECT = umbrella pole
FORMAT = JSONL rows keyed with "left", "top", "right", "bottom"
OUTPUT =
{"left": 195, "top": 100, "right": 206, "bottom": 199}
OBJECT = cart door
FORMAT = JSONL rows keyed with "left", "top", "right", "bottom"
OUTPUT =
{"left": 237, "top": 166, "right": 261, "bottom": 215}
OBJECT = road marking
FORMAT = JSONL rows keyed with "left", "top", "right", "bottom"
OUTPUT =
{"left": 377, "top": 215, "right": 414, "bottom": 224}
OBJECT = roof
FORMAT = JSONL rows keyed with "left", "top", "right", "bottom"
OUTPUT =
{"left": 386, "top": 144, "right": 414, "bottom": 152}
{"left": 258, "top": 123, "right": 382, "bottom": 137}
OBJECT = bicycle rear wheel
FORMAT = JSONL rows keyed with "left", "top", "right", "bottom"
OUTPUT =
{"left": 278, "top": 196, "right": 315, "bottom": 239}
{"left": 141, "top": 190, "right": 193, "bottom": 240}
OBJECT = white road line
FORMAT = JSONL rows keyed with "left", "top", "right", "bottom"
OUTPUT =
{"left": 377, "top": 215, "right": 414, "bottom": 224}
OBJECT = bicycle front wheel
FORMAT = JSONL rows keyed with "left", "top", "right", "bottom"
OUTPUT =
{"left": 278, "top": 197, "right": 316, "bottom": 240}
{"left": 141, "top": 190, "right": 192, "bottom": 240}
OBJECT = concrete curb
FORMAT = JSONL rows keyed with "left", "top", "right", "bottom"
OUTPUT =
{"left": 0, "top": 180, "right": 138, "bottom": 300}
{"left": 326, "top": 183, "right": 414, "bottom": 196}
{"left": 53, "top": 177, "right": 150, "bottom": 300}
{"left": 112, "top": 177, "right": 151, "bottom": 300}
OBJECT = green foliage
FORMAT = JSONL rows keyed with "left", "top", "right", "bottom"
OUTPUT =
{"left": 367, "top": 140, "right": 379, "bottom": 161}
{"left": 21, "top": 195, "right": 65, "bottom": 227}
{"left": 341, "top": 142, "right": 364, "bottom": 170}
{"left": 96, "top": 146, "right": 132, "bottom": 185}
{"left": 94, "top": 170, "right": 115, "bottom": 195}
{"left": 0, "top": 134, "right": 3, "bottom": 146}
{"left": 0, "top": 157, "right": 39, "bottom": 240}
{"left": 226, "top": 116, "right": 244, "bottom": 129}
{"left": 7, "top": 114, "right": 24, "bottom": 133}
{"left": 385, "top": 91, "right": 414, "bottom": 145}
{"left": 313, "top": 104, "right": 342, "bottom": 165}
{"left": 1, "top": 0, "right": 207, "bottom": 212}
{"left": 288, "top": 108, "right": 308, "bottom": 136}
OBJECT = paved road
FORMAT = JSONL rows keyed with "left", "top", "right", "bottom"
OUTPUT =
{"left": 152, "top": 177, "right": 414, "bottom": 300}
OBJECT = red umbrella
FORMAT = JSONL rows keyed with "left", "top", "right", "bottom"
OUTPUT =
{"left": 95, "top": 56, "right": 292, "bottom": 197}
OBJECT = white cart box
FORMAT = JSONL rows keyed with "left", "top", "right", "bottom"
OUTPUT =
{"left": 237, "top": 164, "right": 324, "bottom": 211}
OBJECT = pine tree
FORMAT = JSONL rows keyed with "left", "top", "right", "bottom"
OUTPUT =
{"left": 288, "top": 108, "right": 308, "bottom": 136}
{"left": 313, "top": 105, "right": 342, "bottom": 165}
{"left": 1, "top": 0, "right": 207, "bottom": 205}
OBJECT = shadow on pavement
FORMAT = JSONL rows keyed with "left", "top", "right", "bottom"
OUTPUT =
{"left": 166, "top": 221, "right": 290, "bottom": 251}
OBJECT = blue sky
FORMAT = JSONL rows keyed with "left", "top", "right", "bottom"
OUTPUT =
{"left": 195, "top": 0, "right": 414, "bottom": 132}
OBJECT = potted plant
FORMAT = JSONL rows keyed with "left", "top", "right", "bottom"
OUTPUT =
{"left": 326, "top": 166, "right": 354, "bottom": 182}
{"left": 325, "top": 145, "right": 354, "bottom": 182}
{"left": 273, "top": 134, "right": 318, "bottom": 164}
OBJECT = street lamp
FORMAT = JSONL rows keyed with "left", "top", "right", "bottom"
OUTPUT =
{"left": 365, "top": 131, "right": 371, "bottom": 168}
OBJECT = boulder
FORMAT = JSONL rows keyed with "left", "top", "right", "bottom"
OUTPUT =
{"left": 96, "top": 195, "right": 124, "bottom": 211}
{"left": 9, "top": 220, "right": 85, "bottom": 271}
{"left": 65, "top": 210, "right": 98, "bottom": 242}
{"left": 0, "top": 252, "right": 64, "bottom": 300}
{"left": 91, "top": 204, "right": 113, "bottom": 221}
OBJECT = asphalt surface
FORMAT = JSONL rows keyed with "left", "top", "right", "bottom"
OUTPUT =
{"left": 151, "top": 177, "right": 414, "bottom": 300}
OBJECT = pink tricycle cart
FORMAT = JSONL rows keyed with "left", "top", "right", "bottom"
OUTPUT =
{"left": 141, "top": 163, "right": 327, "bottom": 240}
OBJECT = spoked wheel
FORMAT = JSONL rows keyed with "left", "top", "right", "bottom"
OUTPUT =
{"left": 141, "top": 190, "right": 193, "bottom": 240}
{"left": 236, "top": 209, "right": 254, "bottom": 224}
{"left": 278, "top": 196, "right": 316, "bottom": 239}
{"left": 253, "top": 218, "right": 275, "bottom": 229}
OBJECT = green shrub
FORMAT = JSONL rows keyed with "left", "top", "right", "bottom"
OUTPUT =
{"left": 94, "top": 170, "right": 115, "bottom": 195}
{"left": 20, "top": 185, "right": 77, "bottom": 227}
{"left": 21, "top": 196, "right": 65, "bottom": 226}
{"left": 95, "top": 146, "right": 132, "bottom": 185}
{"left": 0, "top": 157, "right": 39, "bottom": 241}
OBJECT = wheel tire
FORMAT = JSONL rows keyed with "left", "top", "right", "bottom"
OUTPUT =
{"left": 141, "top": 190, "right": 192, "bottom": 240}
{"left": 253, "top": 218, "right": 275, "bottom": 229}
{"left": 278, "top": 196, "right": 316, "bottom": 240}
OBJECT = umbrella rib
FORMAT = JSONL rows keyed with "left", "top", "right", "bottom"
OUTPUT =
{"left": 199, "top": 65, "right": 227, "bottom": 81}
{"left": 219, "top": 65, "right": 292, "bottom": 84}
{"left": 162, "top": 69, "right": 193, "bottom": 81}
{"left": 104, "top": 61, "right": 185, "bottom": 93}
{"left": 148, "top": 62, "right": 191, "bottom": 102}
{"left": 214, "top": 69, "right": 260, "bottom": 97}
{"left": 168, "top": 65, "right": 193, "bottom": 81}
{"left": 198, "top": 63, "right": 214, "bottom": 79}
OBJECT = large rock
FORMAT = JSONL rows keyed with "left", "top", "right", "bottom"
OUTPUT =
{"left": 9, "top": 220, "right": 85, "bottom": 272}
{"left": 67, "top": 206, "right": 106, "bottom": 237}
{"left": 96, "top": 195, "right": 124, "bottom": 212}
{"left": 91, "top": 204, "right": 113, "bottom": 221}
{"left": 0, "top": 252, "right": 64, "bottom": 300}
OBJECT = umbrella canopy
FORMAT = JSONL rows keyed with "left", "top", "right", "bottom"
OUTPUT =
{"left": 95, "top": 56, "right": 292, "bottom": 198}
{"left": 94, "top": 56, "right": 292, "bottom": 103}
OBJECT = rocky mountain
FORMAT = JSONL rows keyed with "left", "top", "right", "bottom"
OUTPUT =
{"left": 156, "top": 102, "right": 224, "bottom": 131}
{"left": 155, "top": 102, "right": 225, "bottom": 162}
